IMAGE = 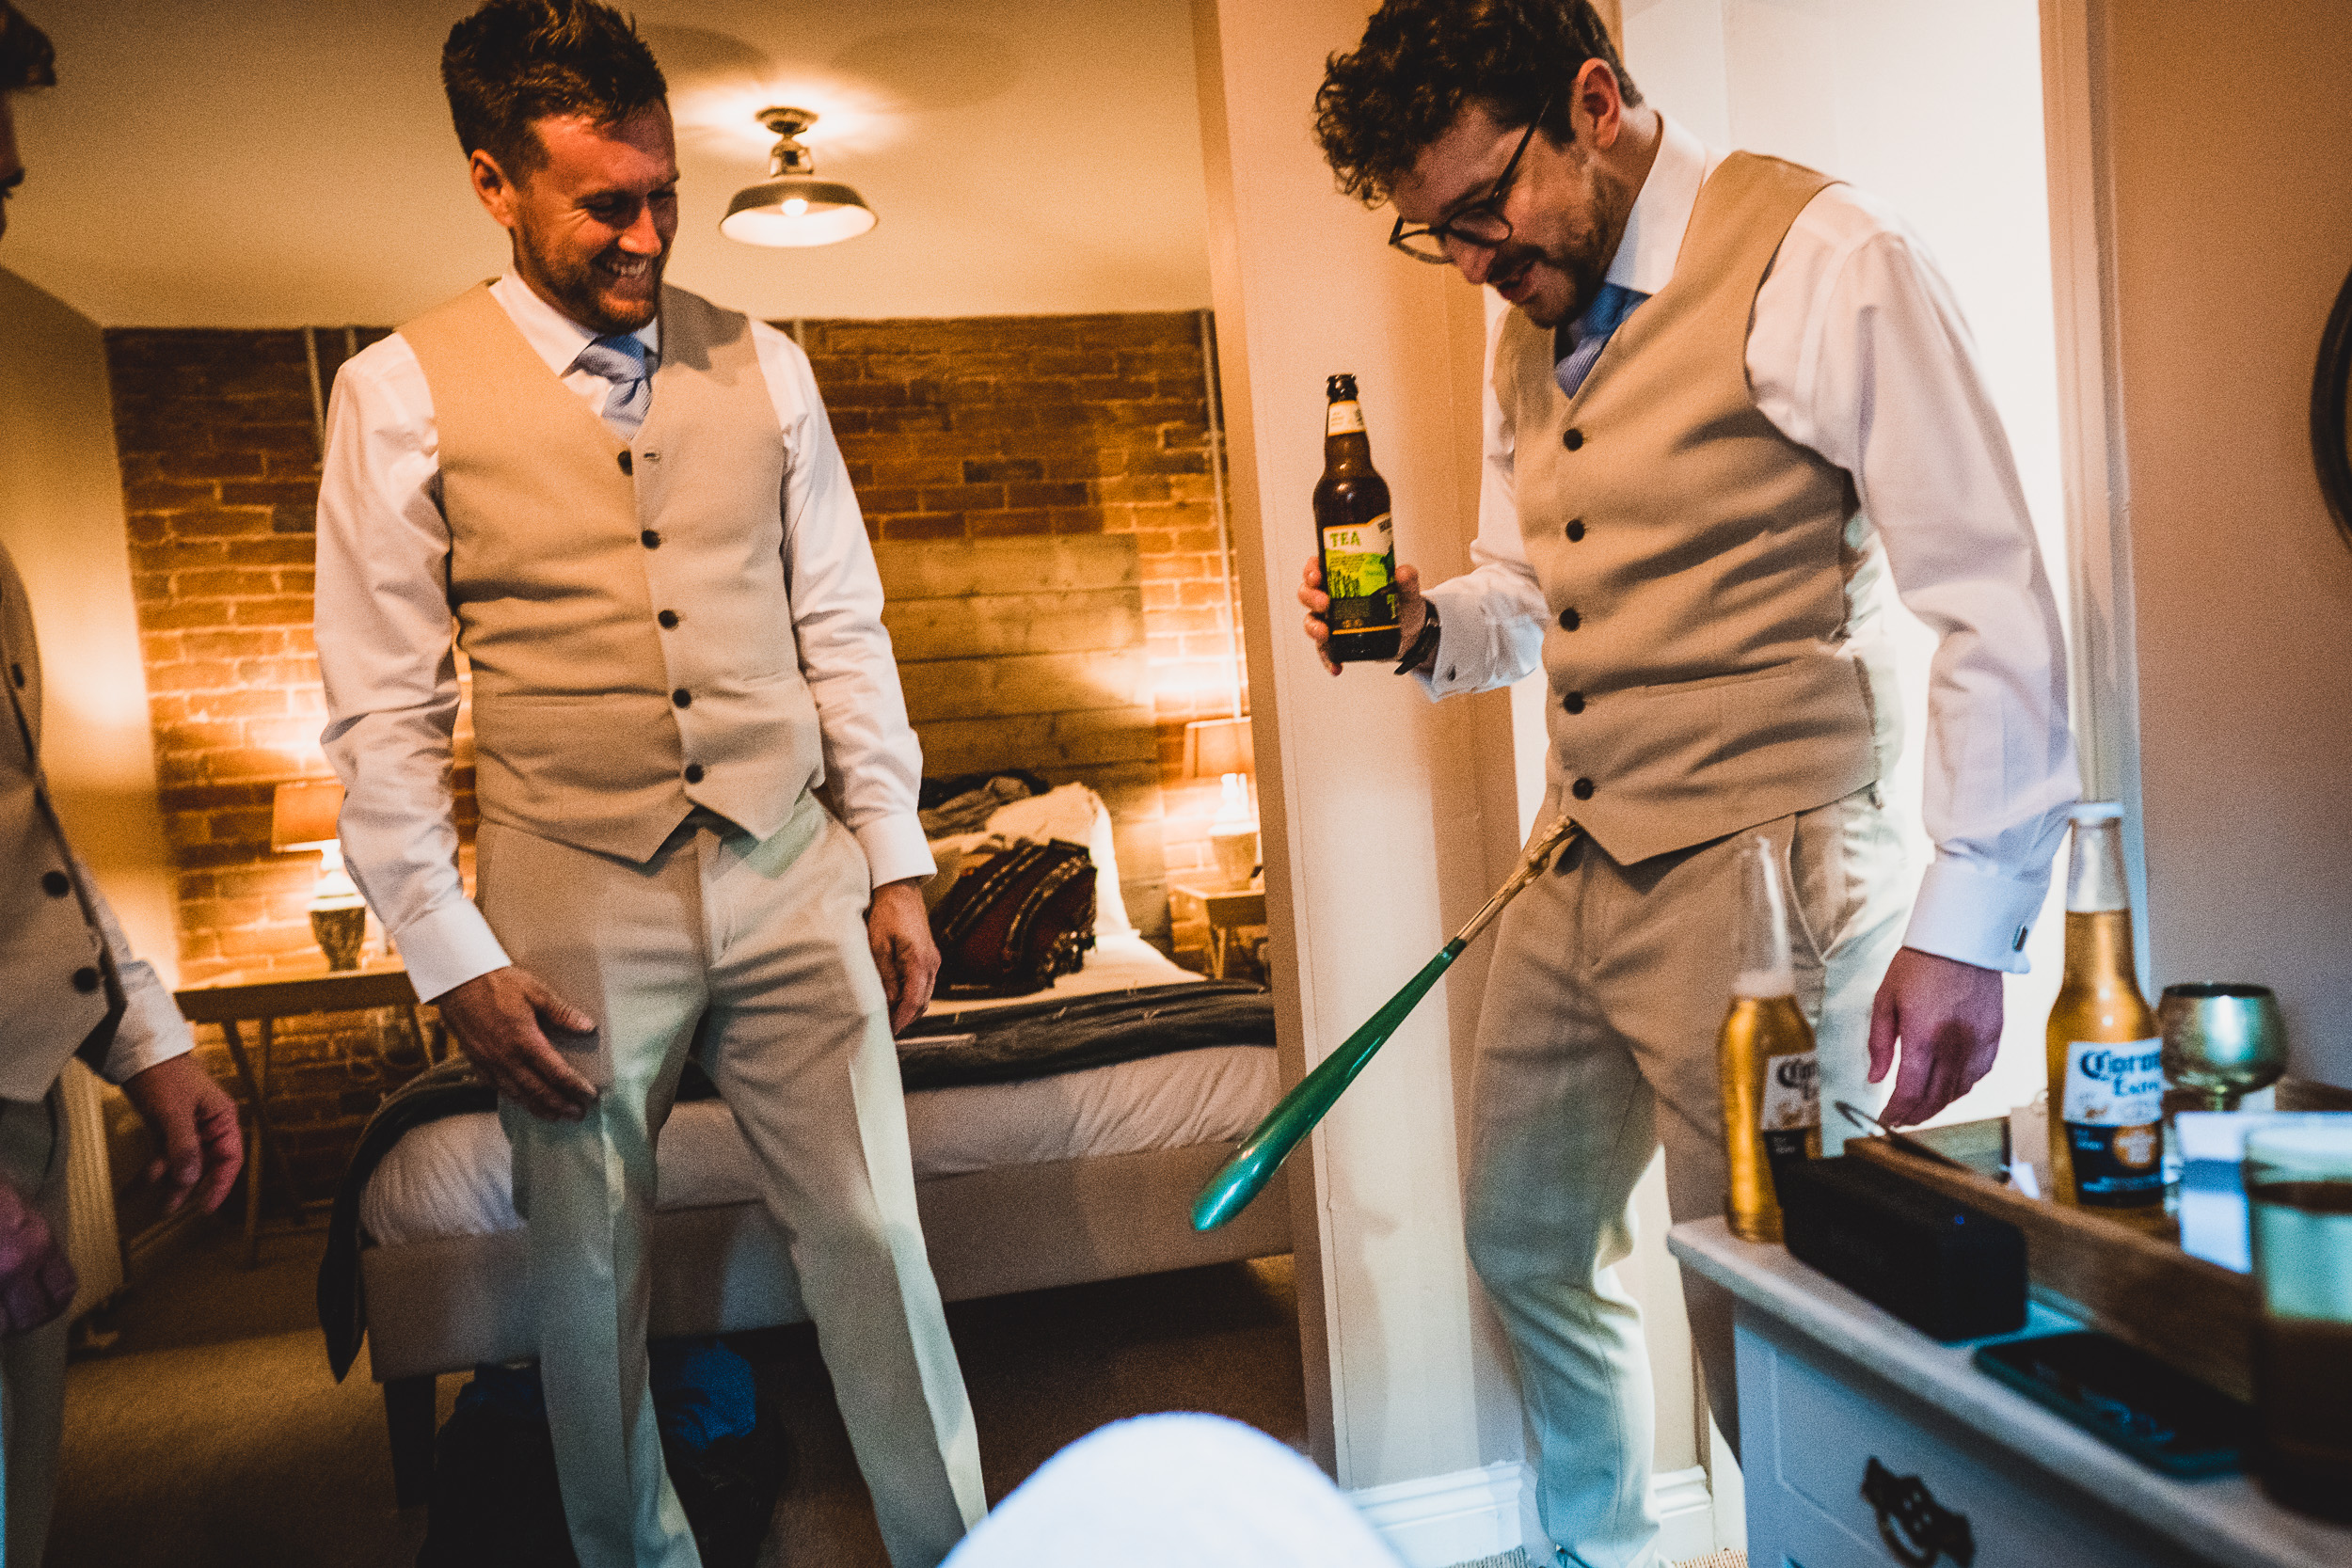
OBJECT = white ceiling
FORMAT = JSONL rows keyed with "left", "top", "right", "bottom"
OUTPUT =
{"left": 5, "top": 0, "right": 1215, "bottom": 326}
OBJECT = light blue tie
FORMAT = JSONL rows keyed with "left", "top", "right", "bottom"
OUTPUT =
{"left": 1552, "top": 282, "right": 1650, "bottom": 398}
{"left": 574, "top": 334, "right": 654, "bottom": 438}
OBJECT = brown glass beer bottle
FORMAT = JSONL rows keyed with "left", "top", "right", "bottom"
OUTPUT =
{"left": 1313, "top": 374, "right": 1402, "bottom": 663}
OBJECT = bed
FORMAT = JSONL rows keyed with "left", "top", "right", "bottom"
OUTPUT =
{"left": 325, "top": 778, "right": 1292, "bottom": 1506}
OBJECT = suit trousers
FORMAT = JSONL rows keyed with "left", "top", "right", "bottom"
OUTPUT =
{"left": 480, "top": 793, "right": 985, "bottom": 1568}
{"left": 1464, "top": 784, "right": 1906, "bottom": 1568}
{"left": 0, "top": 1088, "right": 68, "bottom": 1568}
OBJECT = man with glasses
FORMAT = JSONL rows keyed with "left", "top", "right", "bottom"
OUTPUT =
{"left": 1300, "top": 5, "right": 2074, "bottom": 1565}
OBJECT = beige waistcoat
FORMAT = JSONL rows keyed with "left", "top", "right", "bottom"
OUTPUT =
{"left": 1499, "top": 151, "right": 1880, "bottom": 866}
{"left": 402, "top": 283, "right": 822, "bottom": 863}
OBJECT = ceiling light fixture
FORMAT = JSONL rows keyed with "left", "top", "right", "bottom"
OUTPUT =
{"left": 721, "top": 107, "right": 877, "bottom": 247}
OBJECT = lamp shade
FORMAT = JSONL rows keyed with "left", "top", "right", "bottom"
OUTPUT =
{"left": 721, "top": 180, "right": 877, "bottom": 246}
{"left": 271, "top": 779, "right": 344, "bottom": 851}
{"left": 1183, "top": 718, "right": 1254, "bottom": 780}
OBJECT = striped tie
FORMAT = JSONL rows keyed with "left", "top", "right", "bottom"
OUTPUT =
{"left": 574, "top": 334, "right": 654, "bottom": 438}
{"left": 1552, "top": 282, "right": 1650, "bottom": 398}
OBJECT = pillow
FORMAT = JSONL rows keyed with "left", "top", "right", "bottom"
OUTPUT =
{"left": 980, "top": 784, "right": 1134, "bottom": 935}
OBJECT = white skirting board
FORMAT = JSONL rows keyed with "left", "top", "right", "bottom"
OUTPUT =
{"left": 1351, "top": 1461, "right": 1731, "bottom": 1568}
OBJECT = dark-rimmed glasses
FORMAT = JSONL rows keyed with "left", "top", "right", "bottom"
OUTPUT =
{"left": 1388, "top": 95, "right": 1551, "bottom": 265}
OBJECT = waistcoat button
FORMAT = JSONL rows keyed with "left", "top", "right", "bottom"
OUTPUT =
{"left": 41, "top": 871, "right": 70, "bottom": 897}
{"left": 72, "top": 966, "right": 101, "bottom": 993}
{"left": 1562, "top": 691, "right": 1585, "bottom": 715}
{"left": 683, "top": 763, "right": 705, "bottom": 784}
{"left": 1565, "top": 519, "right": 1586, "bottom": 542}
{"left": 617, "top": 451, "right": 634, "bottom": 476}
{"left": 1558, "top": 607, "right": 1581, "bottom": 631}
{"left": 1562, "top": 428, "right": 1583, "bottom": 451}
{"left": 672, "top": 689, "right": 691, "bottom": 707}
{"left": 641, "top": 530, "right": 660, "bottom": 548}
{"left": 1571, "top": 777, "right": 1595, "bottom": 801}
{"left": 658, "top": 610, "right": 679, "bottom": 629}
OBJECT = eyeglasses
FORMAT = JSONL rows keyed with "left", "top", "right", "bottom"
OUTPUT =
{"left": 1389, "top": 95, "right": 1552, "bottom": 265}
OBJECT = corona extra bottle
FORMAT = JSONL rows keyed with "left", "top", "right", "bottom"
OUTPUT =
{"left": 2046, "top": 803, "right": 2165, "bottom": 1226}
{"left": 1720, "top": 835, "right": 1821, "bottom": 1243}
{"left": 1312, "top": 373, "right": 1402, "bottom": 663}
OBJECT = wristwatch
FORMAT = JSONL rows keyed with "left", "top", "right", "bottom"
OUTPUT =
{"left": 1392, "top": 599, "right": 1441, "bottom": 676}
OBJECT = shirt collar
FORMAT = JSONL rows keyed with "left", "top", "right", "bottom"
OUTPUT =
{"left": 488, "top": 273, "right": 661, "bottom": 377}
{"left": 1603, "top": 112, "right": 1724, "bottom": 296}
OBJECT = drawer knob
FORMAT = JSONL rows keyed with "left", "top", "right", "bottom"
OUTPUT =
{"left": 1861, "top": 1456, "right": 1975, "bottom": 1568}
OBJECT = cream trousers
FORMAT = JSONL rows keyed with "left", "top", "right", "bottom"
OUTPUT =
{"left": 1465, "top": 785, "right": 1906, "bottom": 1568}
{"left": 481, "top": 795, "right": 984, "bottom": 1568}
{"left": 0, "top": 1088, "right": 66, "bottom": 1568}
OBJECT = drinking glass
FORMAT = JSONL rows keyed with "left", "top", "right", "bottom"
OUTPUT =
{"left": 2244, "top": 1120, "right": 2352, "bottom": 1520}
{"left": 2158, "top": 982, "right": 2287, "bottom": 1112}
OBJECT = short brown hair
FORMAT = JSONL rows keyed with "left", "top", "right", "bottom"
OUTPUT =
{"left": 441, "top": 0, "right": 666, "bottom": 178}
{"left": 0, "top": 2, "right": 56, "bottom": 92}
{"left": 1315, "top": 0, "right": 1640, "bottom": 206}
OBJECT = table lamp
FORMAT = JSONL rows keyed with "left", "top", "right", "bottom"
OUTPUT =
{"left": 271, "top": 780, "right": 367, "bottom": 970}
{"left": 1183, "top": 717, "right": 1258, "bottom": 888}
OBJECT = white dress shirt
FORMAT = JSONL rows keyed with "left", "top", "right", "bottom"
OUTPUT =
{"left": 315, "top": 276, "right": 929, "bottom": 1002}
{"left": 1421, "top": 116, "right": 2077, "bottom": 974}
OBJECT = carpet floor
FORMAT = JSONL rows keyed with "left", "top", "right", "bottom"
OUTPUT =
{"left": 49, "top": 1217, "right": 1307, "bottom": 1567}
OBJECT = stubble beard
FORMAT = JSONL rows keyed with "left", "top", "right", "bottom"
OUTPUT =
{"left": 516, "top": 226, "right": 666, "bottom": 336}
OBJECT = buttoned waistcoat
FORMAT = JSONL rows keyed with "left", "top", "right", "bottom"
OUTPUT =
{"left": 0, "top": 544, "right": 117, "bottom": 1101}
{"left": 1499, "top": 150, "right": 1882, "bottom": 866}
{"left": 400, "top": 284, "right": 823, "bottom": 863}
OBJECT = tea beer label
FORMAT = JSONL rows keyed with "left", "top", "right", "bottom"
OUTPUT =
{"left": 1758, "top": 1050, "right": 1820, "bottom": 1132}
{"left": 1322, "top": 513, "right": 1395, "bottom": 601}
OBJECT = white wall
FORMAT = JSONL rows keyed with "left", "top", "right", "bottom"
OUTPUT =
{"left": 1624, "top": 0, "right": 2072, "bottom": 1125}
{"left": 0, "top": 268, "right": 178, "bottom": 978}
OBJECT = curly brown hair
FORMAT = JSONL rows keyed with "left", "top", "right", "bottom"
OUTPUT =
{"left": 441, "top": 0, "right": 667, "bottom": 179}
{"left": 1315, "top": 0, "right": 1639, "bottom": 206}
{"left": 1, "top": 2, "right": 56, "bottom": 93}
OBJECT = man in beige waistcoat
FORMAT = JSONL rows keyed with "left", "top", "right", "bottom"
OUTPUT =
{"left": 1301, "top": 6, "right": 2076, "bottom": 1565}
{"left": 312, "top": 4, "right": 982, "bottom": 1564}
{"left": 1, "top": 7, "right": 246, "bottom": 1561}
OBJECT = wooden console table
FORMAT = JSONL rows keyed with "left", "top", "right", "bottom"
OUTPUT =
{"left": 1168, "top": 882, "right": 1266, "bottom": 979}
{"left": 173, "top": 963, "right": 434, "bottom": 1263}
{"left": 1671, "top": 1217, "right": 2352, "bottom": 1568}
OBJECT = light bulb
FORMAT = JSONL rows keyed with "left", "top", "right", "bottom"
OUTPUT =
{"left": 782, "top": 198, "right": 809, "bottom": 216}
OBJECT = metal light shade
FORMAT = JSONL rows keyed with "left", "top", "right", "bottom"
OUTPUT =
{"left": 720, "top": 180, "right": 877, "bottom": 247}
{"left": 723, "top": 107, "right": 877, "bottom": 248}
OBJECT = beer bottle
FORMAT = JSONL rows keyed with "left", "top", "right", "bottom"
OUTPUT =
{"left": 2045, "top": 803, "right": 2165, "bottom": 1226}
{"left": 1312, "top": 373, "right": 1402, "bottom": 663}
{"left": 1719, "top": 835, "right": 1821, "bottom": 1243}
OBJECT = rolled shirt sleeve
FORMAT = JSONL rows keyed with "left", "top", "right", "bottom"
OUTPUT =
{"left": 78, "top": 850, "right": 197, "bottom": 1083}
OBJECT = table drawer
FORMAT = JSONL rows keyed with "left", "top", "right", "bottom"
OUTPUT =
{"left": 1742, "top": 1320, "right": 2201, "bottom": 1568}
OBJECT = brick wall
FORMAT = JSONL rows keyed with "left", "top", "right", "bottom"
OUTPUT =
{"left": 103, "top": 310, "right": 1248, "bottom": 1186}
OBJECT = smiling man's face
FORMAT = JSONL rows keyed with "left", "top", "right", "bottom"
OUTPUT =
{"left": 475, "top": 103, "right": 679, "bottom": 334}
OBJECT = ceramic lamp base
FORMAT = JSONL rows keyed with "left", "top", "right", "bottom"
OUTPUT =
{"left": 311, "top": 905, "right": 367, "bottom": 972}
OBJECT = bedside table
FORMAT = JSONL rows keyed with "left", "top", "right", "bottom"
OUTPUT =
{"left": 1168, "top": 882, "right": 1267, "bottom": 979}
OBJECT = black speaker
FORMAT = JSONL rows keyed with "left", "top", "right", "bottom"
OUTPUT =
{"left": 1777, "top": 1154, "right": 2027, "bottom": 1341}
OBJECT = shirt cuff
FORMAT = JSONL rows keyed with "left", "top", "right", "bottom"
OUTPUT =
{"left": 389, "top": 899, "right": 512, "bottom": 1004}
{"left": 103, "top": 956, "right": 198, "bottom": 1084}
{"left": 857, "top": 814, "right": 937, "bottom": 890}
{"left": 1901, "top": 855, "right": 2053, "bottom": 974}
{"left": 1411, "top": 579, "right": 1494, "bottom": 700}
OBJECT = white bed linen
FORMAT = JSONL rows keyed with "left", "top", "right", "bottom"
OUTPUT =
{"left": 359, "top": 934, "right": 1274, "bottom": 1245}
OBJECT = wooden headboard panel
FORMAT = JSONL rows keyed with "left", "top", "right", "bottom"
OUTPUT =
{"left": 875, "top": 535, "right": 1168, "bottom": 941}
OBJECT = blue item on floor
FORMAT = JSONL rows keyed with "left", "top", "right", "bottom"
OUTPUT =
{"left": 650, "top": 1337, "right": 759, "bottom": 1450}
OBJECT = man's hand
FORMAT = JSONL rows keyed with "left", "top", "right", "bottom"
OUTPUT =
{"left": 0, "top": 1179, "right": 75, "bottom": 1337}
{"left": 1298, "top": 555, "right": 1425, "bottom": 675}
{"left": 119, "top": 1053, "right": 244, "bottom": 1215}
{"left": 1867, "top": 947, "right": 2005, "bottom": 1126}
{"left": 435, "top": 966, "right": 598, "bottom": 1122}
{"left": 868, "top": 879, "right": 941, "bottom": 1034}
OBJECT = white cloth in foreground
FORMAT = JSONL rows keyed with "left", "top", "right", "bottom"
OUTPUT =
{"left": 944, "top": 1415, "right": 1402, "bottom": 1568}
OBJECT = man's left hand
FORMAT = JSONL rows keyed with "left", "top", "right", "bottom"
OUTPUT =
{"left": 868, "top": 879, "right": 942, "bottom": 1034}
{"left": 119, "top": 1053, "right": 246, "bottom": 1215}
{"left": 1867, "top": 947, "right": 2005, "bottom": 1127}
